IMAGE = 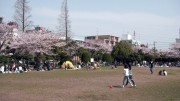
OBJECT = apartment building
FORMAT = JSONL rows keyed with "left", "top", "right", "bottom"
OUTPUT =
{"left": 85, "top": 35, "right": 120, "bottom": 47}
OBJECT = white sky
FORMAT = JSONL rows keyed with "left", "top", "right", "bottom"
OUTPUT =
{"left": 1, "top": 0, "right": 180, "bottom": 50}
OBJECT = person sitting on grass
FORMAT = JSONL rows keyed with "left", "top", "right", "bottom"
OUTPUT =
{"left": 163, "top": 69, "right": 167, "bottom": 76}
{"left": 18, "top": 65, "right": 23, "bottom": 73}
{"left": 159, "top": 69, "right": 167, "bottom": 76}
{"left": 0, "top": 64, "right": 5, "bottom": 74}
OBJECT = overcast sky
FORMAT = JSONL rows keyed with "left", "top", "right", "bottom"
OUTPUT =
{"left": 1, "top": 0, "right": 180, "bottom": 50}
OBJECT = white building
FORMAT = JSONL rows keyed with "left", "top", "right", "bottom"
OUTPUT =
{"left": 122, "top": 34, "right": 141, "bottom": 46}
{"left": 85, "top": 35, "right": 120, "bottom": 47}
{"left": 122, "top": 34, "right": 132, "bottom": 40}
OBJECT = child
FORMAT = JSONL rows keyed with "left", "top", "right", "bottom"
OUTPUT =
{"left": 158, "top": 70, "right": 163, "bottom": 75}
{"left": 122, "top": 62, "right": 133, "bottom": 88}
{"left": 158, "top": 69, "right": 167, "bottom": 76}
{"left": 163, "top": 69, "right": 167, "bottom": 76}
{"left": 125, "top": 62, "right": 136, "bottom": 87}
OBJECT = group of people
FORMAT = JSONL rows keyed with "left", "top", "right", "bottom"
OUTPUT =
{"left": 0, "top": 59, "right": 55, "bottom": 74}
{"left": 159, "top": 69, "right": 168, "bottom": 76}
{"left": 148, "top": 61, "right": 168, "bottom": 76}
{"left": 122, "top": 61, "right": 136, "bottom": 88}
{"left": 36, "top": 60, "right": 53, "bottom": 71}
{"left": 121, "top": 60, "right": 168, "bottom": 88}
{"left": 0, "top": 63, "right": 28, "bottom": 74}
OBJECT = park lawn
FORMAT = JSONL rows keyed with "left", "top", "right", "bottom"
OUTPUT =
{"left": 0, "top": 67, "right": 180, "bottom": 101}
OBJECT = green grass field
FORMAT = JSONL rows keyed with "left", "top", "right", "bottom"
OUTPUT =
{"left": 0, "top": 66, "right": 180, "bottom": 101}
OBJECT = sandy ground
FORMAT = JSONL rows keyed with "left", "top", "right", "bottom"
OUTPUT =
{"left": 0, "top": 67, "right": 180, "bottom": 101}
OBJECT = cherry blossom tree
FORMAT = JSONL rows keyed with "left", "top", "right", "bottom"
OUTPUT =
{"left": 84, "top": 40, "right": 112, "bottom": 52}
{"left": 132, "top": 45, "right": 151, "bottom": 54}
{"left": 0, "top": 22, "right": 18, "bottom": 52}
{"left": 9, "top": 32, "right": 65, "bottom": 55}
{"left": 0, "top": 23, "right": 8, "bottom": 51}
{"left": 169, "top": 43, "right": 180, "bottom": 57}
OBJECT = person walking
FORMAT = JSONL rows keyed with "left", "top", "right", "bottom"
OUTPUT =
{"left": 125, "top": 62, "right": 136, "bottom": 87}
{"left": 149, "top": 61, "right": 154, "bottom": 74}
{"left": 122, "top": 61, "right": 133, "bottom": 88}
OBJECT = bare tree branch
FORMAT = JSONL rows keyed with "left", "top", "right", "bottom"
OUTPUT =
{"left": 57, "top": 0, "right": 72, "bottom": 44}
{"left": 14, "top": 0, "right": 32, "bottom": 32}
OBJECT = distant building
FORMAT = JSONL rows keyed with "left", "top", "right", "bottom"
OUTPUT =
{"left": 0, "top": 20, "right": 18, "bottom": 37}
{"left": 7, "top": 21, "right": 18, "bottom": 29}
{"left": 74, "top": 40, "right": 85, "bottom": 47}
{"left": 26, "top": 26, "right": 51, "bottom": 33}
{"left": 6, "top": 21, "right": 19, "bottom": 37}
{"left": 26, "top": 29, "right": 35, "bottom": 33}
{"left": 122, "top": 34, "right": 141, "bottom": 46}
{"left": 122, "top": 34, "right": 132, "bottom": 40}
{"left": 85, "top": 35, "right": 120, "bottom": 47}
{"left": 35, "top": 26, "right": 47, "bottom": 33}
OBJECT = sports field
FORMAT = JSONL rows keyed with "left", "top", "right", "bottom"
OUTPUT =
{"left": 0, "top": 67, "right": 180, "bottom": 101}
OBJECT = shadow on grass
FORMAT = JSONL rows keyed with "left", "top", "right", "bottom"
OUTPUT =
{"left": 110, "top": 85, "right": 136, "bottom": 89}
{"left": 112, "top": 85, "right": 122, "bottom": 88}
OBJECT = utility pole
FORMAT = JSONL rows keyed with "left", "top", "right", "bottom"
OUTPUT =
{"left": 133, "top": 31, "right": 136, "bottom": 40}
{"left": 179, "top": 28, "right": 180, "bottom": 38}
{"left": 153, "top": 41, "right": 157, "bottom": 60}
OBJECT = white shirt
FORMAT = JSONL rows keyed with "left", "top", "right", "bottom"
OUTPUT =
{"left": 0, "top": 65, "right": 5, "bottom": 72}
{"left": 164, "top": 71, "right": 167, "bottom": 76}
{"left": 19, "top": 66, "right": 23, "bottom": 71}
{"left": 124, "top": 68, "right": 129, "bottom": 76}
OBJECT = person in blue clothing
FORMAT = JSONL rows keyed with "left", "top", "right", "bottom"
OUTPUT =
{"left": 149, "top": 61, "right": 154, "bottom": 74}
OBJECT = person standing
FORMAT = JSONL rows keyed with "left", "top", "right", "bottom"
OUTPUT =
{"left": 149, "top": 61, "right": 154, "bottom": 74}
{"left": 122, "top": 61, "right": 133, "bottom": 88}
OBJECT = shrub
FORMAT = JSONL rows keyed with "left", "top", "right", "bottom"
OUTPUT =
{"left": 81, "top": 51, "right": 91, "bottom": 63}
{"left": 0, "top": 55, "right": 9, "bottom": 64}
{"left": 102, "top": 53, "right": 112, "bottom": 64}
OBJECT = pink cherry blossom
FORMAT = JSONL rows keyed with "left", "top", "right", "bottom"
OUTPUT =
{"left": 10, "top": 32, "right": 64, "bottom": 54}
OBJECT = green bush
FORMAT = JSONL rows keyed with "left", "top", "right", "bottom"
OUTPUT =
{"left": 0, "top": 55, "right": 9, "bottom": 64}
{"left": 81, "top": 51, "right": 91, "bottom": 63}
{"left": 23, "top": 53, "right": 34, "bottom": 60}
{"left": 111, "top": 41, "right": 132, "bottom": 61}
{"left": 56, "top": 52, "right": 70, "bottom": 65}
{"left": 102, "top": 53, "right": 112, "bottom": 64}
